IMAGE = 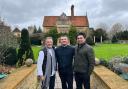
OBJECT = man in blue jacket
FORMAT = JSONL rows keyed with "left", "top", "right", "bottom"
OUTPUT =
{"left": 55, "top": 35, "right": 74, "bottom": 89}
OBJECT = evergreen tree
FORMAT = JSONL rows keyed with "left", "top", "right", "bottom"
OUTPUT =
{"left": 68, "top": 25, "right": 77, "bottom": 45}
{"left": 45, "top": 27, "right": 58, "bottom": 45}
{"left": 58, "top": 33, "right": 68, "bottom": 38}
{"left": 37, "top": 26, "right": 42, "bottom": 33}
{"left": 94, "top": 28, "right": 108, "bottom": 42}
{"left": 33, "top": 25, "right": 37, "bottom": 34}
{"left": 17, "top": 28, "right": 34, "bottom": 66}
{"left": 86, "top": 36, "right": 95, "bottom": 45}
{"left": 111, "top": 35, "right": 118, "bottom": 43}
{"left": 115, "top": 30, "right": 128, "bottom": 40}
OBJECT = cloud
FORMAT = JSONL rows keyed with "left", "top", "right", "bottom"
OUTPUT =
{"left": 87, "top": 0, "right": 128, "bottom": 28}
{"left": 0, "top": 0, "right": 128, "bottom": 30}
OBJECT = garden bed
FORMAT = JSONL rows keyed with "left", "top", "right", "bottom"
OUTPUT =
{"left": 92, "top": 65, "right": 128, "bottom": 89}
{"left": 96, "top": 56, "right": 128, "bottom": 80}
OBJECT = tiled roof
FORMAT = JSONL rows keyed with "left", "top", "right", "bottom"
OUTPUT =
{"left": 43, "top": 16, "right": 89, "bottom": 27}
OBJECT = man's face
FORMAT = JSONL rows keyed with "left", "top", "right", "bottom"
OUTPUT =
{"left": 77, "top": 35, "right": 86, "bottom": 44}
{"left": 60, "top": 36, "right": 69, "bottom": 46}
{"left": 45, "top": 39, "right": 53, "bottom": 48}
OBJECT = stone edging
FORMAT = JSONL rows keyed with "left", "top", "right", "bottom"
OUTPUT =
{"left": 0, "top": 64, "right": 36, "bottom": 89}
{"left": 92, "top": 65, "right": 128, "bottom": 89}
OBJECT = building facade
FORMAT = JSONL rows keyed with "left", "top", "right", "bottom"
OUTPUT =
{"left": 43, "top": 5, "right": 90, "bottom": 36}
{"left": 13, "top": 27, "right": 21, "bottom": 37}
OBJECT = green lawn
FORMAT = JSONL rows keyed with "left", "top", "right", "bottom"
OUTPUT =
{"left": 32, "top": 46, "right": 42, "bottom": 60}
{"left": 93, "top": 44, "right": 128, "bottom": 61}
{"left": 32, "top": 44, "right": 128, "bottom": 61}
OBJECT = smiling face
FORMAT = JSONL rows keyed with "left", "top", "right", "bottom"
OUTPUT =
{"left": 45, "top": 37, "right": 53, "bottom": 48}
{"left": 60, "top": 36, "right": 69, "bottom": 46}
{"left": 77, "top": 35, "right": 86, "bottom": 44}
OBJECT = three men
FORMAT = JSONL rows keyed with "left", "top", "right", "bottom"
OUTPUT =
{"left": 37, "top": 37, "right": 56, "bottom": 89}
{"left": 74, "top": 32, "right": 95, "bottom": 89}
{"left": 55, "top": 35, "right": 74, "bottom": 89}
{"left": 37, "top": 32, "right": 95, "bottom": 89}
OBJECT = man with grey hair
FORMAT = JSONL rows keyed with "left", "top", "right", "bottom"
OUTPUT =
{"left": 37, "top": 37, "right": 56, "bottom": 89}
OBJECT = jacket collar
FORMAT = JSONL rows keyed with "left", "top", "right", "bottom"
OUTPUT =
{"left": 61, "top": 45, "right": 69, "bottom": 48}
{"left": 78, "top": 42, "right": 86, "bottom": 48}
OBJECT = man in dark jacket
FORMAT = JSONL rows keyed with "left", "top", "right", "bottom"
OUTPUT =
{"left": 74, "top": 32, "right": 95, "bottom": 89}
{"left": 55, "top": 35, "right": 74, "bottom": 89}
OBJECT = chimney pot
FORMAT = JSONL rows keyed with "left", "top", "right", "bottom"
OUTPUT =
{"left": 71, "top": 5, "right": 74, "bottom": 17}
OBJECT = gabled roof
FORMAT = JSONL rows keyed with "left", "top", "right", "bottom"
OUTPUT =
{"left": 43, "top": 16, "right": 89, "bottom": 27}
{"left": 13, "top": 27, "right": 20, "bottom": 32}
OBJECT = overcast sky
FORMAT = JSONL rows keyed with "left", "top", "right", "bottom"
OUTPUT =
{"left": 0, "top": 0, "right": 128, "bottom": 30}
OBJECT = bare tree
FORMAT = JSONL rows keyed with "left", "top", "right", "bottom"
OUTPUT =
{"left": 0, "top": 21, "right": 18, "bottom": 66}
{"left": 96, "top": 23, "right": 109, "bottom": 31}
{"left": 0, "top": 28, "right": 17, "bottom": 47}
{"left": 0, "top": 46, "right": 10, "bottom": 65}
{"left": 124, "top": 24, "right": 128, "bottom": 31}
{"left": 109, "top": 23, "right": 124, "bottom": 39}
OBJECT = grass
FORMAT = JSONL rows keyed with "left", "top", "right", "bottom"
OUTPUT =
{"left": 32, "top": 46, "right": 42, "bottom": 60}
{"left": 32, "top": 44, "right": 128, "bottom": 61}
{"left": 93, "top": 44, "right": 128, "bottom": 61}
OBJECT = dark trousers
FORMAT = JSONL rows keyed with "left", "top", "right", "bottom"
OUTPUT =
{"left": 75, "top": 72, "right": 90, "bottom": 89}
{"left": 49, "top": 75, "right": 55, "bottom": 89}
{"left": 42, "top": 75, "right": 55, "bottom": 89}
{"left": 59, "top": 71, "right": 73, "bottom": 89}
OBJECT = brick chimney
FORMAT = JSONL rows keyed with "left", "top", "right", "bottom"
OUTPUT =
{"left": 71, "top": 5, "right": 74, "bottom": 17}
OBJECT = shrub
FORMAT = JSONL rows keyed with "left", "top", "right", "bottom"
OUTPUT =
{"left": 111, "top": 35, "right": 118, "bottom": 43}
{"left": 99, "top": 56, "right": 128, "bottom": 80}
{"left": 122, "top": 57, "right": 128, "bottom": 64}
{"left": 86, "top": 36, "right": 95, "bottom": 45}
{"left": 99, "top": 58, "right": 109, "bottom": 67}
{"left": 4, "top": 47, "right": 18, "bottom": 66}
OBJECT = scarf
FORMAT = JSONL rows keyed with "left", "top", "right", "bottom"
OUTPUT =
{"left": 42, "top": 48, "right": 56, "bottom": 89}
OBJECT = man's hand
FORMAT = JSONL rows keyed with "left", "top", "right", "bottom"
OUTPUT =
{"left": 36, "top": 76, "right": 43, "bottom": 89}
{"left": 37, "top": 75, "right": 42, "bottom": 82}
{"left": 37, "top": 75, "right": 45, "bottom": 82}
{"left": 42, "top": 76, "right": 45, "bottom": 80}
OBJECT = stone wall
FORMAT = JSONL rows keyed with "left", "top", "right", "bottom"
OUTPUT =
{"left": 0, "top": 65, "right": 128, "bottom": 89}
{"left": 16, "top": 68, "right": 37, "bottom": 89}
{"left": 91, "top": 65, "right": 128, "bottom": 89}
{"left": 0, "top": 65, "right": 36, "bottom": 89}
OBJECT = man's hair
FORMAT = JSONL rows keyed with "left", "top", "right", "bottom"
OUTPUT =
{"left": 41, "top": 37, "right": 53, "bottom": 45}
{"left": 59, "top": 35, "right": 70, "bottom": 41}
{"left": 45, "top": 37, "right": 53, "bottom": 41}
{"left": 41, "top": 37, "right": 53, "bottom": 41}
{"left": 60, "top": 35, "right": 69, "bottom": 39}
{"left": 76, "top": 32, "right": 86, "bottom": 39}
